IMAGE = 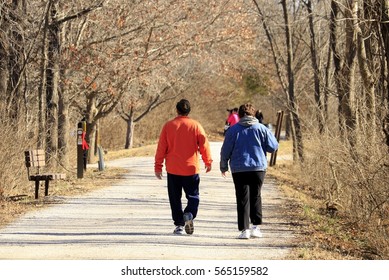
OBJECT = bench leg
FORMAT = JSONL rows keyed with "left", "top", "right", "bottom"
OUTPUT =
{"left": 35, "top": 180, "right": 39, "bottom": 199}
{"left": 45, "top": 180, "right": 49, "bottom": 196}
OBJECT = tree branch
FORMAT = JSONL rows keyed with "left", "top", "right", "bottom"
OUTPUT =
{"left": 51, "top": 1, "right": 104, "bottom": 26}
{"left": 252, "top": 0, "right": 288, "bottom": 95}
{"left": 134, "top": 86, "right": 179, "bottom": 123}
{"left": 87, "top": 25, "right": 144, "bottom": 47}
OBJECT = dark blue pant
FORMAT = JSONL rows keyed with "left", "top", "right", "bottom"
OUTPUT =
{"left": 167, "top": 173, "right": 200, "bottom": 226}
{"left": 232, "top": 171, "right": 266, "bottom": 231}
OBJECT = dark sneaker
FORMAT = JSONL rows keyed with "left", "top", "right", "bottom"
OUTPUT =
{"left": 183, "top": 212, "right": 194, "bottom": 235}
{"left": 173, "top": 226, "right": 184, "bottom": 235}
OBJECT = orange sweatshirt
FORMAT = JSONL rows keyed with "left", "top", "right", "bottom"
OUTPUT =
{"left": 154, "top": 116, "right": 213, "bottom": 176}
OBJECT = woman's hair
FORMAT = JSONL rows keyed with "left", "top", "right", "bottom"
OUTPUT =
{"left": 238, "top": 103, "right": 256, "bottom": 118}
{"left": 255, "top": 110, "right": 264, "bottom": 124}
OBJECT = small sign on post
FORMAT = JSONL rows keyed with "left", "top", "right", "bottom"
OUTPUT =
{"left": 77, "top": 120, "right": 88, "bottom": 178}
{"left": 270, "top": 110, "right": 284, "bottom": 166}
{"left": 77, "top": 122, "right": 84, "bottom": 178}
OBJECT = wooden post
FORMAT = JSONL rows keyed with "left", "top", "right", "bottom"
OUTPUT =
{"left": 45, "top": 180, "right": 49, "bottom": 196}
{"left": 270, "top": 110, "right": 284, "bottom": 166}
{"left": 35, "top": 180, "right": 39, "bottom": 199}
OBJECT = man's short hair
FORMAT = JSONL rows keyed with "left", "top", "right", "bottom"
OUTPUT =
{"left": 176, "top": 99, "right": 191, "bottom": 115}
{"left": 238, "top": 103, "right": 256, "bottom": 118}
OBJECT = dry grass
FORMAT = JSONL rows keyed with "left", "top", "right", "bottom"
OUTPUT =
{"left": 268, "top": 140, "right": 384, "bottom": 260}
{"left": 277, "top": 181, "right": 365, "bottom": 260}
{"left": 103, "top": 144, "right": 158, "bottom": 161}
{"left": 102, "top": 132, "right": 224, "bottom": 162}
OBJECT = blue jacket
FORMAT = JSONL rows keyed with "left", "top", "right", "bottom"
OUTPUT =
{"left": 220, "top": 116, "right": 279, "bottom": 173}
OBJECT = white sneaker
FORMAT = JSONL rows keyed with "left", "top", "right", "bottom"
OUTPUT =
{"left": 238, "top": 229, "right": 250, "bottom": 239}
{"left": 173, "top": 226, "right": 184, "bottom": 235}
{"left": 251, "top": 226, "right": 263, "bottom": 238}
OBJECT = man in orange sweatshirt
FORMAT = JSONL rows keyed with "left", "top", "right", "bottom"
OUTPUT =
{"left": 154, "top": 99, "right": 213, "bottom": 235}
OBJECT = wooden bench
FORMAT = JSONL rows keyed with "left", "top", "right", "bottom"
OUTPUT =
{"left": 24, "top": 150, "right": 66, "bottom": 199}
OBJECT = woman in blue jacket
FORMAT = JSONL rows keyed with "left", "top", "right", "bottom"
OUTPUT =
{"left": 220, "top": 103, "right": 279, "bottom": 239}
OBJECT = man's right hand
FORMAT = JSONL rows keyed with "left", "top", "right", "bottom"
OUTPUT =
{"left": 155, "top": 172, "right": 163, "bottom": 180}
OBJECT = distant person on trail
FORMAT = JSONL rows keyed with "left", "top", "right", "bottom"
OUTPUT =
{"left": 154, "top": 99, "right": 213, "bottom": 235}
{"left": 220, "top": 103, "right": 278, "bottom": 239}
{"left": 224, "top": 107, "right": 240, "bottom": 135}
{"left": 255, "top": 109, "right": 271, "bottom": 128}
{"left": 228, "top": 107, "right": 240, "bottom": 127}
{"left": 223, "top": 109, "right": 232, "bottom": 136}
{"left": 255, "top": 110, "right": 264, "bottom": 124}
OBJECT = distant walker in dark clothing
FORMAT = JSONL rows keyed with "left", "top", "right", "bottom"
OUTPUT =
{"left": 255, "top": 110, "right": 264, "bottom": 124}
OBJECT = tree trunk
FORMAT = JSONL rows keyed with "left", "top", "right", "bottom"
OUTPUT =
{"left": 381, "top": 0, "right": 389, "bottom": 147}
{"left": 7, "top": 0, "right": 25, "bottom": 120}
{"left": 0, "top": 5, "right": 8, "bottom": 99}
{"left": 342, "top": 0, "right": 358, "bottom": 141}
{"left": 58, "top": 23, "right": 69, "bottom": 169}
{"left": 331, "top": 0, "right": 357, "bottom": 145}
{"left": 86, "top": 122, "right": 96, "bottom": 163}
{"left": 45, "top": 0, "right": 61, "bottom": 167}
{"left": 281, "top": 0, "right": 304, "bottom": 162}
{"left": 86, "top": 94, "right": 98, "bottom": 163}
{"left": 124, "top": 109, "right": 135, "bottom": 149}
{"left": 38, "top": 2, "right": 51, "bottom": 149}
{"left": 0, "top": 0, "right": 26, "bottom": 120}
{"left": 357, "top": 0, "right": 377, "bottom": 142}
{"left": 58, "top": 64, "right": 70, "bottom": 169}
{"left": 0, "top": 36, "right": 9, "bottom": 109}
{"left": 306, "top": 0, "right": 325, "bottom": 134}
{"left": 58, "top": 93, "right": 70, "bottom": 168}
{"left": 324, "top": 36, "right": 332, "bottom": 123}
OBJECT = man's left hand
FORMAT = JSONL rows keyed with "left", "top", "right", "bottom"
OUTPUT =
{"left": 155, "top": 172, "right": 163, "bottom": 179}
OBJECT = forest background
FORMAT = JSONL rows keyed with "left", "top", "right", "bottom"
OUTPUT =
{"left": 1, "top": 0, "right": 389, "bottom": 259}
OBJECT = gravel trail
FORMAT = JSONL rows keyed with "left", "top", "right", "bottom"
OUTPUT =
{"left": 0, "top": 142, "right": 295, "bottom": 260}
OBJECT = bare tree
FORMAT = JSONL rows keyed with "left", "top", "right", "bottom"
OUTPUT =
{"left": 0, "top": 0, "right": 26, "bottom": 119}
{"left": 304, "top": 0, "right": 325, "bottom": 133}
{"left": 77, "top": 0, "right": 241, "bottom": 152}
{"left": 381, "top": 0, "right": 389, "bottom": 147}
{"left": 35, "top": 1, "right": 105, "bottom": 166}
{"left": 356, "top": 0, "right": 380, "bottom": 143}
{"left": 118, "top": 85, "right": 178, "bottom": 149}
{"left": 331, "top": 0, "right": 358, "bottom": 145}
{"left": 251, "top": 0, "right": 304, "bottom": 162}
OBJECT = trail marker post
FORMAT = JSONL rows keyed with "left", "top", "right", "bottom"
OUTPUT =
{"left": 77, "top": 120, "right": 88, "bottom": 178}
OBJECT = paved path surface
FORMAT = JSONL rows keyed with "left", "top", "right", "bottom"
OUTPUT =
{"left": 0, "top": 142, "right": 295, "bottom": 260}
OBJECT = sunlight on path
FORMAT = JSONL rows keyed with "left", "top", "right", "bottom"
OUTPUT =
{"left": 0, "top": 142, "right": 295, "bottom": 260}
